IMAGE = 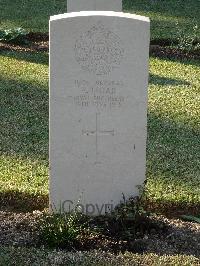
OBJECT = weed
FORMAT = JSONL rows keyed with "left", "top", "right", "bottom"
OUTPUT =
{"left": 111, "top": 187, "right": 149, "bottom": 240}
{"left": 0, "top": 28, "right": 28, "bottom": 44}
{"left": 176, "top": 23, "right": 200, "bottom": 52}
{"left": 39, "top": 211, "right": 86, "bottom": 248}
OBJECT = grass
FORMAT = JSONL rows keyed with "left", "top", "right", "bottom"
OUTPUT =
{"left": 147, "top": 58, "right": 200, "bottom": 207}
{"left": 0, "top": 247, "right": 200, "bottom": 265}
{"left": 0, "top": 0, "right": 199, "bottom": 40}
{"left": 0, "top": 50, "right": 199, "bottom": 211}
{"left": 0, "top": 0, "right": 66, "bottom": 33}
{"left": 0, "top": 51, "right": 49, "bottom": 198}
{"left": 124, "top": 0, "right": 200, "bottom": 40}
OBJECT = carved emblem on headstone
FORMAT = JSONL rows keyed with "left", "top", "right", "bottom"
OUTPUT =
{"left": 74, "top": 22, "right": 124, "bottom": 75}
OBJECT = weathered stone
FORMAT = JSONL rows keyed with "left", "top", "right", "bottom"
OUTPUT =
{"left": 49, "top": 11, "right": 150, "bottom": 214}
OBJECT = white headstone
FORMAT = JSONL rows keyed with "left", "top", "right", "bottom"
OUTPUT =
{"left": 67, "top": 0, "right": 122, "bottom": 12}
{"left": 50, "top": 11, "right": 150, "bottom": 215}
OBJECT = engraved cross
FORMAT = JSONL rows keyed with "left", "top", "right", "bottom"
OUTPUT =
{"left": 82, "top": 113, "right": 114, "bottom": 164}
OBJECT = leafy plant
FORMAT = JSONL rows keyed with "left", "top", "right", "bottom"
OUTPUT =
{"left": 176, "top": 23, "right": 199, "bottom": 52}
{"left": 111, "top": 187, "right": 149, "bottom": 240}
{"left": 0, "top": 28, "right": 28, "bottom": 44}
{"left": 39, "top": 211, "right": 86, "bottom": 248}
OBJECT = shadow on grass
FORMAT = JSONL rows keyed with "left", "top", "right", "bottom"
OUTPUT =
{"left": 150, "top": 52, "right": 200, "bottom": 68}
{"left": 0, "top": 50, "right": 49, "bottom": 65}
{"left": 0, "top": 75, "right": 48, "bottom": 160}
{"left": 146, "top": 112, "right": 200, "bottom": 216}
{"left": 0, "top": 191, "right": 48, "bottom": 212}
{"left": 149, "top": 74, "right": 190, "bottom": 86}
{"left": 0, "top": 112, "right": 199, "bottom": 214}
{"left": 0, "top": 0, "right": 66, "bottom": 32}
{"left": 145, "top": 198, "right": 200, "bottom": 218}
{"left": 0, "top": 58, "right": 199, "bottom": 214}
{"left": 0, "top": 75, "right": 48, "bottom": 212}
{"left": 123, "top": 0, "right": 199, "bottom": 21}
{"left": 123, "top": 0, "right": 199, "bottom": 41}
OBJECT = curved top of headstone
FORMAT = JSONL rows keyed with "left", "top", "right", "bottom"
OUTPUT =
{"left": 67, "top": 0, "right": 122, "bottom": 12}
{"left": 50, "top": 11, "right": 150, "bottom": 23}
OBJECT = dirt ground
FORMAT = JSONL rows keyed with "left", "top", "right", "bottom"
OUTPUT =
{"left": 0, "top": 211, "right": 199, "bottom": 257}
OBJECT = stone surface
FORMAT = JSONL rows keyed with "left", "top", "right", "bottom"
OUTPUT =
{"left": 50, "top": 11, "right": 150, "bottom": 214}
{"left": 67, "top": 0, "right": 122, "bottom": 12}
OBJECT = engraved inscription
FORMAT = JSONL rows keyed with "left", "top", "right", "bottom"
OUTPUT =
{"left": 82, "top": 113, "right": 114, "bottom": 164}
{"left": 74, "top": 22, "right": 124, "bottom": 75}
{"left": 71, "top": 79, "right": 125, "bottom": 109}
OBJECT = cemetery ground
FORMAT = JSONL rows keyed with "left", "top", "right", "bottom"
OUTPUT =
{"left": 0, "top": 0, "right": 200, "bottom": 265}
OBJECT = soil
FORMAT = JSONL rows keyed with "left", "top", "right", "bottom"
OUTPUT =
{"left": 0, "top": 211, "right": 199, "bottom": 257}
{"left": 144, "top": 200, "right": 200, "bottom": 219}
{"left": 0, "top": 41, "right": 48, "bottom": 52}
{"left": 0, "top": 32, "right": 199, "bottom": 61}
{"left": 150, "top": 45, "right": 200, "bottom": 61}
